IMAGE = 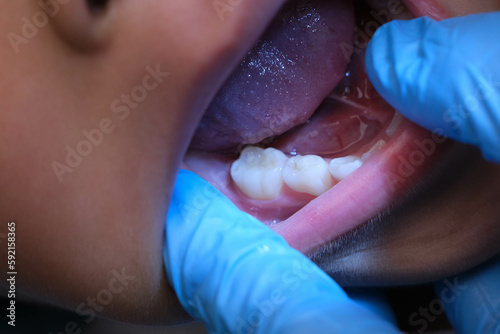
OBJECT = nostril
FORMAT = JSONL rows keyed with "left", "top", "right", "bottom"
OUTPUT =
{"left": 87, "top": 0, "right": 108, "bottom": 13}
{"left": 51, "top": 0, "right": 112, "bottom": 51}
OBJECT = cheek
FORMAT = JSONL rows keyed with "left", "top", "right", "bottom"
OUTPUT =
{"left": 0, "top": 0, "right": 291, "bottom": 324}
{"left": 316, "top": 146, "right": 500, "bottom": 286}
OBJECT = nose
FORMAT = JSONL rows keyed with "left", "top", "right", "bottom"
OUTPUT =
{"left": 49, "top": 0, "right": 290, "bottom": 142}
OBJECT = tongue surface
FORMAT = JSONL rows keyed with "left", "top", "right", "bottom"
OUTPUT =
{"left": 191, "top": 0, "right": 355, "bottom": 152}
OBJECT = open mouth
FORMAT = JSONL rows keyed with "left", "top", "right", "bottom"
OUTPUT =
{"left": 183, "top": 0, "right": 450, "bottom": 255}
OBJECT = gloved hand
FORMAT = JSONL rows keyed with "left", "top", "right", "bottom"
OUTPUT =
{"left": 164, "top": 170, "right": 400, "bottom": 334}
{"left": 434, "top": 255, "right": 500, "bottom": 334}
{"left": 365, "top": 12, "right": 500, "bottom": 162}
{"left": 366, "top": 12, "right": 500, "bottom": 333}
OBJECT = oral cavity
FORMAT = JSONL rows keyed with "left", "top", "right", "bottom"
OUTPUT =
{"left": 185, "top": 0, "right": 411, "bottom": 222}
{"left": 191, "top": 0, "right": 356, "bottom": 152}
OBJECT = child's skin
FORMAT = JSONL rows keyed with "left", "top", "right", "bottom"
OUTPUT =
{"left": 1, "top": 0, "right": 499, "bottom": 326}
{"left": 0, "top": 0, "right": 288, "bottom": 324}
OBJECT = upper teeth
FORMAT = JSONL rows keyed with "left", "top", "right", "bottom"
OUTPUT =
{"left": 283, "top": 155, "right": 332, "bottom": 196}
{"left": 230, "top": 147, "right": 288, "bottom": 200}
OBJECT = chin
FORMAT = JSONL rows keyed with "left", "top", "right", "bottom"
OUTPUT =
{"left": 183, "top": 0, "right": 500, "bottom": 286}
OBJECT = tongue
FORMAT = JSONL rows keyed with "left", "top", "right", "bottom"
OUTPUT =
{"left": 190, "top": 0, "right": 355, "bottom": 152}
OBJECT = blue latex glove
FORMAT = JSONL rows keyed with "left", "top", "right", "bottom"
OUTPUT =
{"left": 164, "top": 170, "right": 400, "bottom": 334}
{"left": 365, "top": 12, "right": 500, "bottom": 162}
{"left": 434, "top": 255, "right": 500, "bottom": 334}
{"left": 366, "top": 13, "right": 500, "bottom": 333}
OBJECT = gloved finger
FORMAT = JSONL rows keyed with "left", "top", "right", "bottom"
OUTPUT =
{"left": 365, "top": 13, "right": 500, "bottom": 162}
{"left": 345, "top": 288, "right": 397, "bottom": 325}
{"left": 434, "top": 254, "right": 500, "bottom": 334}
{"left": 164, "top": 170, "right": 400, "bottom": 334}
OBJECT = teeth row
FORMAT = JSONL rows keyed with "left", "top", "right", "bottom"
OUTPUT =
{"left": 230, "top": 146, "right": 364, "bottom": 200}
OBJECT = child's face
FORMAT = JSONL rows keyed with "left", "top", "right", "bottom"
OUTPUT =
{"left": 1, "top": 0, "right": 499, "bottom": 326}
{"left": 0, "top": 0, "right": 289, "bottom": 324}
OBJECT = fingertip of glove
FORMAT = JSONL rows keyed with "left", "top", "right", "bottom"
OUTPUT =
{"left": 365, "top": 18, "right": 428, "bottom": 84}
{"left": 481, "top": 144, "right": 500, "bottom": 164}
{"left": 366, "top": 16, "right": 435, "bottom": 68}
{"left": 366, "top": 17, "right": 442, "bottom": 123}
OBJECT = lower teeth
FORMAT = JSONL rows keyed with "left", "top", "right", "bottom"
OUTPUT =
{"left": 230, "top": 145, "right": 373, "bottom": 200}
{"left": 230, "top": 147, "right": 288, "bottom": 200}
{"left": 283, "top": 155, "right": 333, "bottom": 197}
{"left": 329, "top": 156, "right": 363, "bottom": 180}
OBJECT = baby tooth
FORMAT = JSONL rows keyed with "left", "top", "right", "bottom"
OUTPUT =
{"left": 230, "top": 146, "right": 288, "bottom": 200}
{"left": 283, "top": 155, "right": 333, "bottom": 197}
{"left": 329, "top": 156, "right": 363, "bottom": 181}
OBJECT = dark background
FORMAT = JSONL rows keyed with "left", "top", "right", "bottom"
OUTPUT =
{"left": 0, "top": 284, "right": 453, "bottom": 334}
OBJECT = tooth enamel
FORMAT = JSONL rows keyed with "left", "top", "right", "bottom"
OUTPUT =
{"left": 361, "top": 139, "right": 386, "bottom": 162}
{"left": 282, "top": 155, "right": 333, "bottom": 196}
{"left": 386, "top": 112, "right": 404, "bottom": 137}
{"left": 329, "top": 156, "right": 363, "bottom": 180}
{"left": 230, "top": 146, "right": 288, "bottom": 200}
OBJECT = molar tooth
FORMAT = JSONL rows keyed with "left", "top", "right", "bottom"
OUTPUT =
{"left": 283, "top": 155, "right": 332, "bottom": 197}
{"left": 329, "top": 156, "right": 363, "bottom": 181}
{"left": 230, "top": 146, "right": 288, "bottom": 200}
